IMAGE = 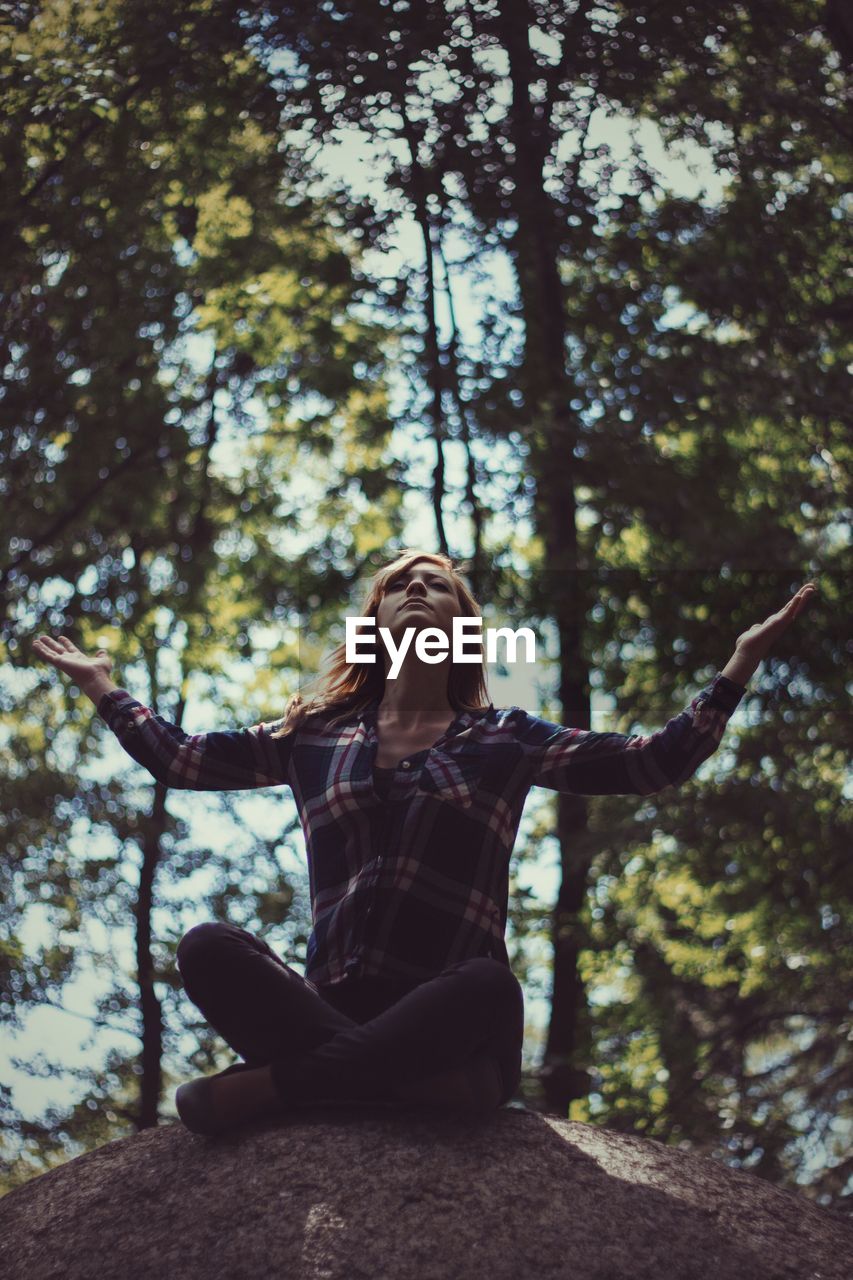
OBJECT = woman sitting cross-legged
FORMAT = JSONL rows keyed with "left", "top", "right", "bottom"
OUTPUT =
{"left": 32, "top": 551, "right": 817, "bottom": 1134}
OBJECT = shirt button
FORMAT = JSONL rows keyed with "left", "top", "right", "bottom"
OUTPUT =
{"left": 401, "top": 760, "right": 411, "bottom": 770}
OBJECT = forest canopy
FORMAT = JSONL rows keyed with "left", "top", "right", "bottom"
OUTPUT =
{"left": 1, "top": 0, "right": 850, "bottom": 1211}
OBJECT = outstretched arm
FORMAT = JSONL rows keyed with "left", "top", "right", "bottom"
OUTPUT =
{"left": 32, "top": 634, "right": 292, "bottom": 792}
{"left": 516, "top": 583, "right": 819, "bottom": 797}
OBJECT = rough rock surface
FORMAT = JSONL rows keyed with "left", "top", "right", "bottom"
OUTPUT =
{"left": 2, "top": 1105, "right": 850, "bottom": 1279}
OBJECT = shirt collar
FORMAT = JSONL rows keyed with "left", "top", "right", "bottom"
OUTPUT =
{"left": 359, "top": 695, "right": 492, "bottom": 737}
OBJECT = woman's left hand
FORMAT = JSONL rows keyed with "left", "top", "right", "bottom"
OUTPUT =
{"left": 734, "top": 582, "right": 819, "bottom": 662}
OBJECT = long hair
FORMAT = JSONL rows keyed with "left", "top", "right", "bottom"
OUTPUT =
{"left": 269, "top": 550, "right": 491, "bottom": 740}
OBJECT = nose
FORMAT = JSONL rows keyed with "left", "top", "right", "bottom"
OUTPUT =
{"left": 402, "top": 583, "right": 430, "bottom": 609}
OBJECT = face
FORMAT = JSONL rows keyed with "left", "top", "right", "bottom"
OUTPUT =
{"left": 373, "top": 560, "right": 462, "bottom": 649}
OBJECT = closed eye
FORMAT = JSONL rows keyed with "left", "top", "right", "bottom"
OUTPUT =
{"left": 388, "top": 578, "right": 451, "bottom": 592}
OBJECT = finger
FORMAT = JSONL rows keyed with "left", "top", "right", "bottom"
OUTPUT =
{"left": 791, "top": 587, "right": 816, "bottom": 617}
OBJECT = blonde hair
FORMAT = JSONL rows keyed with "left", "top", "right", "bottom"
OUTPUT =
{"left": 269, "top": 549, "right": 491, "bottom": 740}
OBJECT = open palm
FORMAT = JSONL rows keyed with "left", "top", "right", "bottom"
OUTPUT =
{"left": 734, "top": 583, "right": 818, "bottom": 661}
{"left": 32, "top": 634, "right": 113, "bottom": 687}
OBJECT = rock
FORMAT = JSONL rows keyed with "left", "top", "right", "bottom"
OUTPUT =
{"left": 1, "top": 1107, "right": 850, "bottom": 1279}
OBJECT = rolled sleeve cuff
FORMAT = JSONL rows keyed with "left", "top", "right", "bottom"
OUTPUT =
{"left": 709, "top": 672, "right": 748, "bottom": 707}
{"left": 96, "top": 688, "right": 137, "bottom": 725}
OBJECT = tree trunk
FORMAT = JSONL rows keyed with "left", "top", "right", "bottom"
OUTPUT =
{"left": 498, "top": 0, "right": 593, "bottom": 1112}
{"left": 400, "top": 110, "right": 450, "bottom": 557}
{"left": 135, "top": 779, "right": 167, "bottom": 1129}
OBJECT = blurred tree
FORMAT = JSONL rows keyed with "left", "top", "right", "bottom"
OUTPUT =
{"left": 240, "top": 0, "right": 851, "bottom": 1207}
{"left": 1, "top": 0, "right": 405, "bottom": 1178}
{"left": 1, "top": 0, "right": 849, "bottom": 1212}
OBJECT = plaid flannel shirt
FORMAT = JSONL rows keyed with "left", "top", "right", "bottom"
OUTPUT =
{"left": 96, "top": 672, "right": 746, "bottom": 990}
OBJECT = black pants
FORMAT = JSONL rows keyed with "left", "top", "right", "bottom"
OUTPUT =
{"left": 176, "top": 922, "right": 524, "bottom": 1109}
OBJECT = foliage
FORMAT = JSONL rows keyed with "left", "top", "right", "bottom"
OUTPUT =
{"left": 1, "top": 0, "right": 849, "bottom": 1211}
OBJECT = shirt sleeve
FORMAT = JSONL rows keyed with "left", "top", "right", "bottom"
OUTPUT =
{"left": 96, "top": 688, "right": 294, "bottom": 791}
{"left": 513, "top": 672, "right": 747, "bottom": 796}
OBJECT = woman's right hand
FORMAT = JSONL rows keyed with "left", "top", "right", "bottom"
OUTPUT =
{"left": 32, "top": 634, "right": 114, "bottom": 692}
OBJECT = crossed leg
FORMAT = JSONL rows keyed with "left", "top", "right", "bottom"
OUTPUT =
{"left": 176, "top": 922, "right": 523, "bottom": 1126}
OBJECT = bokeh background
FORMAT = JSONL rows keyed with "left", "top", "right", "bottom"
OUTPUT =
{"left": 1, "top": 0, "right": 850, "bottom": 1208}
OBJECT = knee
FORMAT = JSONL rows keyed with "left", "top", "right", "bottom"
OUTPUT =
{"left": 461, "top": 957, "right": 522, "bottom": 993}
{"left": 176, "top": 921, "right": 234, "bottom": 976}
{"left": 463, "top": 956, "right": 523, "bottom": 1007}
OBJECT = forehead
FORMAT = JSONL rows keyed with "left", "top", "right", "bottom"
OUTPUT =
{"left": 391, "top": 561, "right": 452, "bottom": 581}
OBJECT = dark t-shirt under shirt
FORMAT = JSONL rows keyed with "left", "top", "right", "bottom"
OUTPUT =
{"left": 372, "top": 765, "right": 396, "bottom": 801}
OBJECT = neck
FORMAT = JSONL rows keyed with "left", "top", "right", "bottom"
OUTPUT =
{"left": 377, "top": 658, "right": 454, "bottom": 729}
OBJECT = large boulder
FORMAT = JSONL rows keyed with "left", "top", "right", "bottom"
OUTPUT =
{"left": 2, "top": 1106, "right": 850, "bottom": 1279}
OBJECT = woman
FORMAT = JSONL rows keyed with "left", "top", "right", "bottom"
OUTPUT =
{"left": 32, "top": 552, "right": 818, "bottom": 1135}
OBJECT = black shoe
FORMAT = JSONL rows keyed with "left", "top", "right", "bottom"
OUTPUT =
{"left": 176, "top": 1076, "right": 223, "bottom": 1135}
